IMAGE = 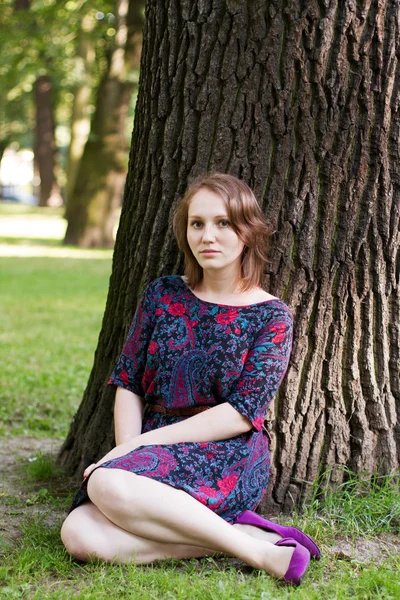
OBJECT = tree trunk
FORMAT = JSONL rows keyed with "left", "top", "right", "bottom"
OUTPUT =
{"left": 14, "top": 0, "right": 30, "bottom": 8}
{"left": 34, "top": 75, "right": 59, "bottom": 207}
{"left": 63, "top": 0, "right": 144, "bottom": 247}
{"left": 0, "top": 141, "right": 8, "bottom": 167}
{"left": 60, "top": 0, "right": 400, "bottom": 511}
{"left": 65, "top": 14, "right": 96, "bottom": 205}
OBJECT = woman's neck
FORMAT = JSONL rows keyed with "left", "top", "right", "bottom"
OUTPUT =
{"left": 194, "top": 272, "right": 245, "bottom": 297}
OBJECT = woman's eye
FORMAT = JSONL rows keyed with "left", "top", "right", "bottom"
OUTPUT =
{"left": 190, "top": 220, "right": 230, "bottom": 228}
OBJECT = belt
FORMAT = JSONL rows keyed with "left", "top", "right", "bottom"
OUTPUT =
{"left": 146, "top": 403, "right": 211, "bottom": 417}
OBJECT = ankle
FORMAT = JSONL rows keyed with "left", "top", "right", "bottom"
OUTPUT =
{"left": 233, "top": 523, "right": 282, "bottom": 544}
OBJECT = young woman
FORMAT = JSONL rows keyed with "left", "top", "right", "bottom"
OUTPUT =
{"left": 61, "top": 173, "right": 320, "bottom": 585}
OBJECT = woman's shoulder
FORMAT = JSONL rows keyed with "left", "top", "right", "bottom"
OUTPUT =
{"left": 258, "top": 298, "right": 294, "bottom": 329}
{"left": 145, "top": 275, "right": 185, "bottom": 297}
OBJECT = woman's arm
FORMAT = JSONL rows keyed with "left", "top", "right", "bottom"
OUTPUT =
{"left": 84, "top": 403, "right": 251, "bottom": 478}
{"left": 137, "top": 401, "right": 251, "bottom": 446}
{"left": 114, "top": 387, "right": 144, "bottom": 445}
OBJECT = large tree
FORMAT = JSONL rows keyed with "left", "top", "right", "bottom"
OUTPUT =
{"left": 60, "top": 0, "right": 400, "bottom": 511}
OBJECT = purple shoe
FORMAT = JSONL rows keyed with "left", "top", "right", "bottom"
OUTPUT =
{"left": 235, "top": 510, "right": 321, "bottom": 560}
{"left": 275, "top": 537, "right": 310, "bottom": 586}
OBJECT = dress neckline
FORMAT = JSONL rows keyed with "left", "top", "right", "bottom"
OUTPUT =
{"left": 178, "top": 276, "right": 280, "bottom": 309}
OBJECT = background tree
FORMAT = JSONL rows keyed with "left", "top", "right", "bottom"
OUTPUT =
{"left": 65, "top": 12, "right": 96, "bottom": 205}
{"left": 12, "top": 0, "right": 60, "bottom": 205}
{"left": 1, "top": 0, "right": 117, "bottom": 205}
{"left": 63, "top": 0, "right": 145, "bottom": 247}
{"left": 60, "top": 0, "right": 400, "bottom": 511}
{"left": 33, "top": 74, "right": 59, "bottom": 206}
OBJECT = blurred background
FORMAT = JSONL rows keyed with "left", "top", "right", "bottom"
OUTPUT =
{"left": 1, "top": 0, "right": 144, "bottom": 247}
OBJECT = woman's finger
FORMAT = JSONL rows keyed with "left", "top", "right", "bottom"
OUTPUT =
{"left": 83, "top": 463, "right": 97, "bottom": 479}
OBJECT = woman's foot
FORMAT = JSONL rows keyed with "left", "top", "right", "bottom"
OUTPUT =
{"left": 233, "top": 522, "right": 282, "bottom": 544}
{"left": 234, "top": 510, "right": 321, "bottom": 560}
{"left": 274, "top": 538, "right": 311, "bottom": 586}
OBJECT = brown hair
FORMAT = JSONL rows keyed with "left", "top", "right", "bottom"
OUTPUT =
{"left": 173, "top": 173, "right": 272, "bottom": 292}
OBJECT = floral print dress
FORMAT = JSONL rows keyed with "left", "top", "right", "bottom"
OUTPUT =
{"left": 70, "top": 275, "right": 293, "bottom": 522}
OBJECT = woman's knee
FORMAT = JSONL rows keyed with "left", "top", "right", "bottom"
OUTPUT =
{"left": 61, "top": 506, "right": 102, "bottom": 561}
{"left": 87, "top": 469, "right": 141, "bottom": 518}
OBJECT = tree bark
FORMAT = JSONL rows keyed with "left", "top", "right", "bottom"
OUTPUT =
{"left": 34, "top": 75, "right": 59, "bottom": 207}
{"left": 60, "top": 0, "right": 400, "bottom": 511}
{"left": 63, "top": 0, "right": 144, "bottom": 247}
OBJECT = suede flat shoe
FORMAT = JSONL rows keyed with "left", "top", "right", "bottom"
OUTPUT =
{"left": 275, "top": 537, "right": 310, "bottom": 586}
{"left": 235, "top": 510, "right": 321, "bottom": 559}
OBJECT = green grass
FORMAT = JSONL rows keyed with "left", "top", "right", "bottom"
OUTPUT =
{"left": 1, "top": 204, "right": 399, "bottom": 599}
{"left": 0, "top": 514, "right": 399, "bottom": 599}
{"left": 0, "top": 255, "right": 112, "bottom": 437}
{"left": 22, "top": 451, "right": 63, "bottom": 481}
{"left": 298, "top": 469, "right": 400, "bottom": 539}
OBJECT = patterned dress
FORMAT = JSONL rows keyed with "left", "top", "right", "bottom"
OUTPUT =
{"left": 70, "top": 275, "right": 293, "bottom": 522}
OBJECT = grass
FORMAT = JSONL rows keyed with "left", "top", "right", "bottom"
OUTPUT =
{"left": 0, "top": 204, "right": 112, "bottom": 438}
{"left": 23, "top": 451, "right": 63, "bottom": 481}
{"left": 299, "top": 469, "right": 400, "bottom": 539}
{"left": 0, "top": 255, "right": 112, "bottom": 437}
{"left": 0, "top": 514, "right": 399, "bottom": 599}
{"left": 0, "top": 513, "right": 399, "bottom": 600}
{"left": 0, "top": 203, "right": 399, "bottom": 598}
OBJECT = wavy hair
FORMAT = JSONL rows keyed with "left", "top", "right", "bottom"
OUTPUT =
{"left": 173, "top": 173, "right": 272, "bottom": 292}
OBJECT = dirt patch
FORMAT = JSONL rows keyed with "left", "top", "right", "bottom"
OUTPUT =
{"left": 0, "top": 437, "right": 68, "bottom": 545}
{"left": 330, "top": 536, "right": 400, "bottom": 564}
{"left": 1, "top": 437, "right": 399, "bottom": 566}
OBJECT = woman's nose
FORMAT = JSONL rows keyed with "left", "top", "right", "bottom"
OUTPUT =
{"left": 201, "top": 224, "right": 216, "bottom": 241}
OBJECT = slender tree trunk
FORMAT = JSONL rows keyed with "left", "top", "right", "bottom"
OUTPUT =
{"left": 14, "top": 0, "right": 60, "bottom": 207}
{"left": 63, "top": 0, "right": 144, "bottom": 247}
{"left": 60, "top": 0, "right": 400, "bottom": 511}
{"left": 14, "top": 0, "right": 30, "bottom": 8}
{"left": 34, "top": 74, "right": 59, "bottom": 207}
{"left": 0, "top": 141, "right": 8, "bottom": 167}
{"left": 65, "top": 14, "right": 96, "bottom": 205}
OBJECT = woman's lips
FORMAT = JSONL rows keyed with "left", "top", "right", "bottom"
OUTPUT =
{"left": 200, "top": 250, "right": 220, "bottom": 254}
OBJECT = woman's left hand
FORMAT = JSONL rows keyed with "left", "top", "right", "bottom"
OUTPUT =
{"left": 83, "top": 463, "right": 99, "bottom": 479}
{"left": 82, "top": 437, "right": 143, "bottom": 480}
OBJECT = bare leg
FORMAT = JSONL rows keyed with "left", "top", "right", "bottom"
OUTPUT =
{"left": 61, "top": 504, "right": 278, "bottom": 563}
{"left": 234, "top": 523, "right": 281, "bottom": 544}
{"left": 84, "top": 469, "right": 294, "bottom": 578}
{"left": 61, "top": 502, "right": 215, "bottom": 563}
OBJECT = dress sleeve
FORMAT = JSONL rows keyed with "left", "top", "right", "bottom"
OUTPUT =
{"left": 108, "top": 282, "right": 156, "bottom": 396}
{"left": 225, "top": 305, "right": 293, "bottom": 432}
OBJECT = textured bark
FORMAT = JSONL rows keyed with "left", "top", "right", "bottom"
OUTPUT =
{"left": 60, "top": 0, "right": 400, "bottom": 511}
{"left": 63, "top": 0, "right": 144, "bottom": 247}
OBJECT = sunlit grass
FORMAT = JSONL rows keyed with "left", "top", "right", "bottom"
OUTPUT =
{"left": 0, "top": 256, "right": 112, "bottom": 437}
{"left": 0, "top": 202, "right": 67, "bottom": 239}
{"left": 0, "top": 203, "right": 64, "bottom": 216}
{"left": 1, "top": 513, "right": 399, "bottom": 599}
{"left": 0, "top": 204, "right": 114, "bottom": 437}
{"left": 0, "top": 202, "right": 116, "bottom": 257}
{"left": 0, "top": 243, "right": 113, "bottom": 259}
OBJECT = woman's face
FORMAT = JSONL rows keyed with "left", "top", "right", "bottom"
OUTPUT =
{"left": 187, "top": 188, "right": 245, "bottom": 275}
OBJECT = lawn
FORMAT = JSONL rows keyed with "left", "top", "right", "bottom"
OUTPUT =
{"left": 0, "top": 202, "right": 399, "bottom": 599}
